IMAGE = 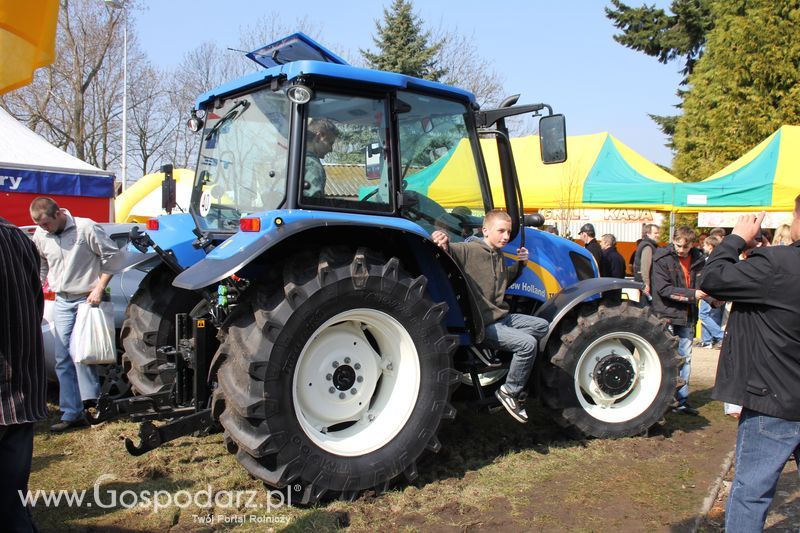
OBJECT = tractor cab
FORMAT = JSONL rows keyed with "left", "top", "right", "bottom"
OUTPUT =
{"left": 185, "top": 33, "right": 566, "bottom": 246}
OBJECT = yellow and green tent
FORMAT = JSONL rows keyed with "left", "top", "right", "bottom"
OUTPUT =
{"left": 674, "top": 125, "right": 800, "bottom": 212}
{"left": 403, "top": 132, "right": 680, "bottom": 212}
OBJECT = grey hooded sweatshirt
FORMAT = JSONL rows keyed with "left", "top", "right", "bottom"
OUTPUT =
{"left": 448, "top": 239, "right": 521, "bottom": 326}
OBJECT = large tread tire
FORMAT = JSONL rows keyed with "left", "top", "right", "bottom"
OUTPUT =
{"left": 120, "top": 266, "right": 203, "bottom": 396}
{"left": 540, "top": 301, "right": 680, "bottom": 438}
{"left": 213, "top": 247, "right": 458, "bottom": 504}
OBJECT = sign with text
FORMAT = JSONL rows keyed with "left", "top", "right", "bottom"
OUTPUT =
{"left": 698, "top": 211, "right": 793, "bottom": 229}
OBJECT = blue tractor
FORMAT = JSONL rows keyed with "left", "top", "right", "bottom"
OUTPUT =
{"left": 104, "top": 34, "right": 679, "bottom": 504}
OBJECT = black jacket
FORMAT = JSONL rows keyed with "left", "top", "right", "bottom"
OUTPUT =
{"left": 651, "top": 244, "right": 705, "bottom": 327}
{"left": 600, "top": 246, "right": 626, "bottom": 278}
{"left": 585, "top": 239, "right": 602, "bottom": 268}
{"left": 701, "top": 234, "right": 800, "bottom": 420}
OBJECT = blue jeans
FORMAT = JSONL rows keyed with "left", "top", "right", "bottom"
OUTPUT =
{"left": 483, "top": 313, "right": 549, "bottom": 397}
{"left": 670, "top": 324, "right": 693, "bottom": 405}
{"left": 699, "top": 299, "right": 724, "bottom": 344}
{"left": 54, "top": 296, "right": 100, "bottom": 421}
{"left": 726, "top": 409, "right": 800, "bottom": 533}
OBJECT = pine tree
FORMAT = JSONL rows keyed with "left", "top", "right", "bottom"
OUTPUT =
{"left": 672, "top": 0, "right": 800, "bottom": 180}
{"left": 361, "top": 0, "right": 445, "bottom": 81}
{"left": 606, "top": 0, "right": 713, "bottom": 149}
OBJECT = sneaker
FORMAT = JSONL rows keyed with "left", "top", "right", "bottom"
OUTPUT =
{"left": 712, "top": 341, "right": 723, "bottom": 350}
{"left": 494, "top": 385, "right": 528, "bottom": 423}
{"left": 692, "top": 340, "right": 708, "bottom": 348}
{"left": 50, "top": 416, "right": 89, "bottom": 433}
{"left": 672, "top": 403, "right": 699, "bottom": 416}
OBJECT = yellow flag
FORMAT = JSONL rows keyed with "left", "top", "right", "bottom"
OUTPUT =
{"left": 0, "top": 0, "right": 59, "bottom": 94}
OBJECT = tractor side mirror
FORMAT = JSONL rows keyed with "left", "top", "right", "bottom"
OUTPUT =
{"left": 161, "top": 164, "right": 177, "bottom": 215}
{"left": 364, "top": 142, "right": 383, "bottom": 180}
{"left": 539, "top": 114, "right": 567, "bottom": 164}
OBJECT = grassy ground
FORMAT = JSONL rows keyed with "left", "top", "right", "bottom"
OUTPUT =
{"left": 28, "top": 349, "right": 737, "bottom": 532}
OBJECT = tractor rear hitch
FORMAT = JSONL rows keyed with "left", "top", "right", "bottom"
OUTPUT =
{"left": 124, "top": 409, "right": 213, "bottom": 456}
{"left": 91, "top": 314, "right": 216, "bottom": 456}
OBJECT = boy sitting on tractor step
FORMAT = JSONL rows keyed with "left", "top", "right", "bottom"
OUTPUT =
{"left": 432, "top": 209, "right": 548, "bottom": 423}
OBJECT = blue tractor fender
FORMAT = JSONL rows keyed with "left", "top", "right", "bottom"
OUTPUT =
{"left": 104, "top": 213, "right": 206, "bottom": 275}
{"left": 171, "top": 209, "right": 482, "bottom": 341}
{"left": 534, "top": 277, "right": 646, "bottom": 352}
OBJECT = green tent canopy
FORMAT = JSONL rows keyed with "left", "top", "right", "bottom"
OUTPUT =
{"left": 674, "top": 126, "right": 800, "bottom": 212}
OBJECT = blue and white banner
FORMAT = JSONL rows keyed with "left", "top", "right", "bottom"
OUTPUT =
{"left": 0, "top": 167, "right": 114, "bottom": 198}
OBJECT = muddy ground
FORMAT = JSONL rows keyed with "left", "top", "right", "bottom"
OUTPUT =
{"left": 28, "top": 348, "right": 742, "bottom": 532}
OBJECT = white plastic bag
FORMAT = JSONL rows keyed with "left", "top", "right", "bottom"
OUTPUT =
{"left": 70, "top": 302, "right": 116, "bottom": 365}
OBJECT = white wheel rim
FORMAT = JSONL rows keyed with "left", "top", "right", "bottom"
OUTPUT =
{"left": 292, "top": 308, "right": 420, "bottom": 456}
{"left": 573, "top": 332, "right": 662, "bottom": 423}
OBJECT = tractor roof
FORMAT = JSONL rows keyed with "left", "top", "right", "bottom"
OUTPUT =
{"left": 195, "top": 32, "right": 476, "bottom": 108}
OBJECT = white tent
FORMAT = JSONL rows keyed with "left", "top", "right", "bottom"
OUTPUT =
{"left": 0, "top": 106, "right": 115, "bottom": 224}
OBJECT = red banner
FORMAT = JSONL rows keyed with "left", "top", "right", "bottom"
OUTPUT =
{"left": 0, "top": 192, "right": 112, "bottom": 226}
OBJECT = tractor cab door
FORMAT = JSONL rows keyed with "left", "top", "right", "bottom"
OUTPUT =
{"left": 394, "top": 91, "right": 491, "bottom": 243}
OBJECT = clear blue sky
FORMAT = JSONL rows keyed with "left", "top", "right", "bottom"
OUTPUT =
{"left": 135, "top": 0, "right": 682, "bottom": 167}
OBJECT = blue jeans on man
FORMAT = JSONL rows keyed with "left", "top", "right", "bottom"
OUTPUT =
{"left": 726, "top": 408, "right": 800, "bottom": 533}
{"left": 54, "top": 295, "right": 100, "bottom": 422}
{"left": 670, "top": 324, "right": 693, "bottom": 406}
{"left": 699, "top": 299, "right": 724, "bottom": 345}
{"left": 483, "top": 313, "right": 549, "bottom": 396}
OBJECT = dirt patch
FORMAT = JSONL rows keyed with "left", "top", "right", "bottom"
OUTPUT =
{"left": 337, "top": 347, "right": 737, "bottom": 532}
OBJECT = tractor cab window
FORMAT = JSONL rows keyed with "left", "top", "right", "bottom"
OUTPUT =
{"left": 396, "top": 92, "right": 485, "bottom": 241}
{"left": 300, "top": 92, "right": 392, "bottom": 213}
{"left": 192, "top": 88, "right": 291, "bottom": 231}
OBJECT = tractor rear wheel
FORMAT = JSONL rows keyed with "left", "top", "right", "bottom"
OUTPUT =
{"left": 120, "top": 266, "right": 202, "bottom": 395}
{"left": 539, "top": 301, "right": 680, "bottom": 438}
{"left": 213, "top": 247, "right": 458, "bottom": 504}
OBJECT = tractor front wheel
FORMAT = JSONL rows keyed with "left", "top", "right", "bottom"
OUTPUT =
{"left": 213, "top": 247, "right": 458, "bottom": 504}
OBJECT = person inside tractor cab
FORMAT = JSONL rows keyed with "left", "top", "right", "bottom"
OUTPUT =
{"left": 303, "top": 118, "right": 339, "bottom": 199}
{"left": 432, "top": 209, "right": 549, "bottom": 423}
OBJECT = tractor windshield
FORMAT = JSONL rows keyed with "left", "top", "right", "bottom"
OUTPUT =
{"left": 192, "top": 88, "right": 291, "bottom": 231}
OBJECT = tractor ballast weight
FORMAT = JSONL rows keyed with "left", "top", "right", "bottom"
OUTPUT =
{"left": 104, "top": 33, "right": 680, "bottom": 505}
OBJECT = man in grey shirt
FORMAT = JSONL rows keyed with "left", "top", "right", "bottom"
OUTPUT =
{"left": 30, "top": 197, "right": 119, "bottom": 432}
{"left": 633, "top": 223, "right": 660, "bottom": 295}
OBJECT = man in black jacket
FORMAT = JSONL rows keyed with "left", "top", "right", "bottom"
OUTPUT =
{"left": 700, "top": 204, "right": 800, "bottom": 533}
{"left": 651, "top": 226, "right": 707, "bottom": 416}
{"left": 578, "top": 223, "right": 602, "bottom": 267}
{"left": 600, "top": 234, "right": 626, "bottom": 278}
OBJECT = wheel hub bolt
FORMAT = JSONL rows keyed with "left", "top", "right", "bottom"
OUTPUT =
{"left": 357, "top": 376, "right": 363, "bottom": 383}
{"left": 339, "top": 392, "right": 346, "bottom": 399}
{"left": 350, "top": 388, "right": 357, "bottom": 395}
{"left": 326, "top": 374, "right": 332, "bottom": 381}
{"left": 386, "top": 363, "right": 393, "bottom": 371}
{"left": 332, "top": 361, "right": 339, "bottom": 368}
{"left": 344, "top": 357, "right": 351, "bottom": 364}
{"left": 329, "top": 387, "right": 335, "bottom": 394}
{"left": 368, "top": 413, "right": 375, "bottom": 421}
{"left": 354, "top": 363, "right": 361, "bottom": 370}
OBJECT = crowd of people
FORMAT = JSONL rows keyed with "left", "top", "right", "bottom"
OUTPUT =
{"left": 576, "top": 211, "right": 800, "bottom": 532}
